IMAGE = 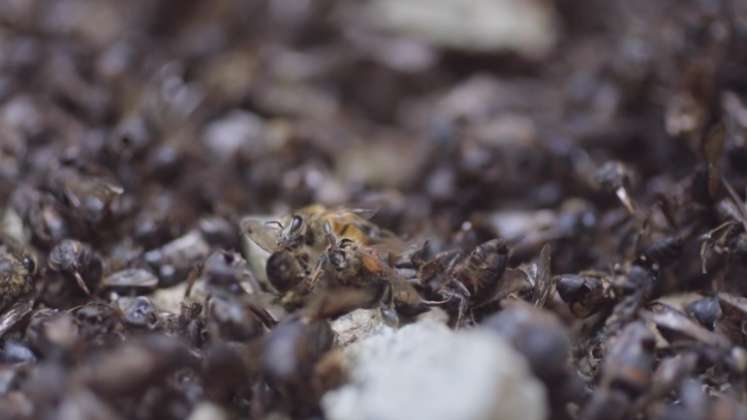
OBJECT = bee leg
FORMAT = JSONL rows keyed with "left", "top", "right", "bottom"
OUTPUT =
{"left": 184, "top": 262, "right": 203, "bottom": 299}
{"left": 307, "top": 255, "right": 326, "bottom": 290}
{"left": 380, "top": 283, "right": 400, "bottom": 328}
{"left": 73, "top": 271, "right": 92, "bottom": 295}
{"left": 439, "top": 286, "right": 471, "bottom": 327}
{"left": 381, "top": 305, "right": 400, "bottom": 328}
{"left": 454, "top": 294, "right": 474, "bottom": 327}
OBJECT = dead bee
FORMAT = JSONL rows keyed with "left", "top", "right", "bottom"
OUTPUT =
{"left": 201, "top": 250, "right": 261, "bottom": 296}
{"left": 416, "top": 248, "right": 463, "bottom": 297}
{"left": 10, "top": 187, "right": 69, "bottom": 248}
{"left": 464, "top": 244, "right": 553, "bottom": 321}
{"left": 244, "top": 205, "right": 401, "bottom": 251}
{"left": 650, "top": 352, "right": 698, "bottom": 399}
{"left": 314, "top": 239, "right": 385, "bottom": 290}
{"left": 595, "top": 161, "right": 637, "bottom": 214}
{"left": 640, "top": 234, "right": 685, "bottom": 266}
{"left": 73, "top": 335, "right": 199, "bottom": 398}
{"left": 198, "top": 215, "right": 241, "bottom": 250}
{"left": 715, "top": 293, "right": 747, "bottom": 345}
{"left": 265, "top": 248, "right": 308, "bottom": 294}
{"left": 116, "top": 296, "right": 159, "bottom": 329}
{"left": 241, "top": 206, "right": 415, "bottom": 313}
{"left": 48, "top": 239, "right": 103, "bottom": 296}
{"left": 685, "top": 296, "right": 721, "bottom": 330}
{"left": 207, "top": 295, "right": 266, "bottom": 342}
{"left": 703, "top": 180, "right": 747, "bottom": 266}
{"left": 183, "top": 251, "right": 278, "bottom": 338}
{"left": 581, "top": 266, "right": 656, "bottom": 367}
{"left": 25, "top": 309, "right": 78, "bottom": 357}
{"left": 601, "top": 321, "right": 656, "bottom": 397}
{"left": 242, "top": 205, "right": 400, "bottom": 257}
{"left": 527, "top": 243, "right": 554, "bottom": 307}
{"left": 451, "top": 238, "right": 509, "bottom": 299}
{"left": 556, "top": 271, "right": 615, "bottom": 318}
{"left": 416, "top": 239, "right": 515, "bottom": 325}
{"left": 144, "top": 230, "right": 210, "bottom": 286}
{"left": 483, "top": 303, "right": 571, "bottom": 383}
{"left": 0, "top": 245, "right": 37, "bottom": 311}
{"left": 311, "top": 237, "right": 421, "bottom": 316}
{"left": 483, "top": 303, "right": 584, "bottom": 419}
{"left": 642, "top": 304, "right": 729, "bottom": 349}
{"left": 580, "top": 322, "right": 656, "bottom": 420}
{"left": 261, "top": 317, "right": 334, "bottom": 415}
{"left": 299, "top": 235, "right": 429, "bottom": 321}
{"left": 580, "top": 389, "right": 630, "bottom": 420}
{"left": 45, "top": 164, "right": 124, "bottom": 225}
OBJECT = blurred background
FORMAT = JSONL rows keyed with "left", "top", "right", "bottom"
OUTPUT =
{"left": 1, "top": 0, "right": 746, "bottom": 274}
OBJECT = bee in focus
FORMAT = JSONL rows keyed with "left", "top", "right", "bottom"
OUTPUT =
{"left": 243, "top": 205, "right": 399, "bottom": 253}
{"left": 0, "top": 244, "right": 38, "bottom": 311}
{"left": 242, "top": 205, "right": 401, "bottom": 290}
{"left": 241, "top": 205, "right": 421, "bottom": 316}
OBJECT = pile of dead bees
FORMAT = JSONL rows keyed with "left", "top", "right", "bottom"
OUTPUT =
{"left": 2, "top": 0, "right": 747, "bottom": 419}
{"left": 4, "top": 165, "right": 747, "bottom": 420}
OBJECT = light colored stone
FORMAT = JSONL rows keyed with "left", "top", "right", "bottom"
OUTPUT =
{"left": 150, "top": 282, "right": 189, "bottom": 314}
{"left": 203, "top": 110, "right": 265, "bottom": 160}
{"left": 188, "top": 402, "right": 228, "bottom": 420}
{"left": 323, "top": 320, "right": 547, "bottom": 420}
{"left": 367, "top": 0, "right": 558, "bottom": 58}
{"left": 330, "top": 308, "right": 394, "bottom": 347}
{"left": 0, "top": 208, "right": 29, "bottom": 245}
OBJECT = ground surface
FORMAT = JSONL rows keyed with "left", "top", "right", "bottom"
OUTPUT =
{"left": 1, "top": 1, "right": 747, "bottom": 419}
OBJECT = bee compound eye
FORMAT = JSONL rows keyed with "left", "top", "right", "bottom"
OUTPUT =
{"left": 289, "top": 215, "right": 303, "bottom": 234}
{"left": 22, "top": 256, "right": 36, "bottom": 275}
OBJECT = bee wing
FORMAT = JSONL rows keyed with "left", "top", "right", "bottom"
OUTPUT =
{"left": 349, "top": 207, "right": 379, "bottom": 220}
{"left": 240, "top": 216, "right": 282, "bottom": 252}
{"left": 722, "top": 178, "right": 747, "bottom": 232}
{"left": 534, "top": 243, "right": 553, "bottom": 308}
{"left": 0, "top": 297, "right": 34, "bottom": 339}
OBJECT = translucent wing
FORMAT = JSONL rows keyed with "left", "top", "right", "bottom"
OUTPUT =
{"left": 534, "top": 243, "right": 553, "bottom": 308}
{"left": 240, "top": 216, "right": 283, "bottom": 253}
{"left": 349, "top": 207, "right": 379, "bottom": 220}
{"left": 722, "top": 178, "right": 747, "bottom": 232}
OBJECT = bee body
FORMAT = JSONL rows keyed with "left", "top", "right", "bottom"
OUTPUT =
{"left": 0, "top": 246, "right": 36, "bottom": 311}
{"left": 242, "top": 206, "right": 418, "bottom": 314}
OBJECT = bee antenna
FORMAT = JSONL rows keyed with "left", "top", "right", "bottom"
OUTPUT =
{"left": 265, "top": 220, "right": 284, "bottom": 230}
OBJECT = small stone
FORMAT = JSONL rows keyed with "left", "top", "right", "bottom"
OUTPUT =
{"left": 367, "top": 0, "right": 558, "bottom": 59}
{"left": 330, "top": 308, "right": 394, "bottom": 347}
{"left": 203, "top": 110, "right": 265, "bottom": 160}
{"left": 187, "top": 402, "right": 228, "bottom": 420}
{"left": 322, "top": 320, "right": 547, "bottom": 420}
